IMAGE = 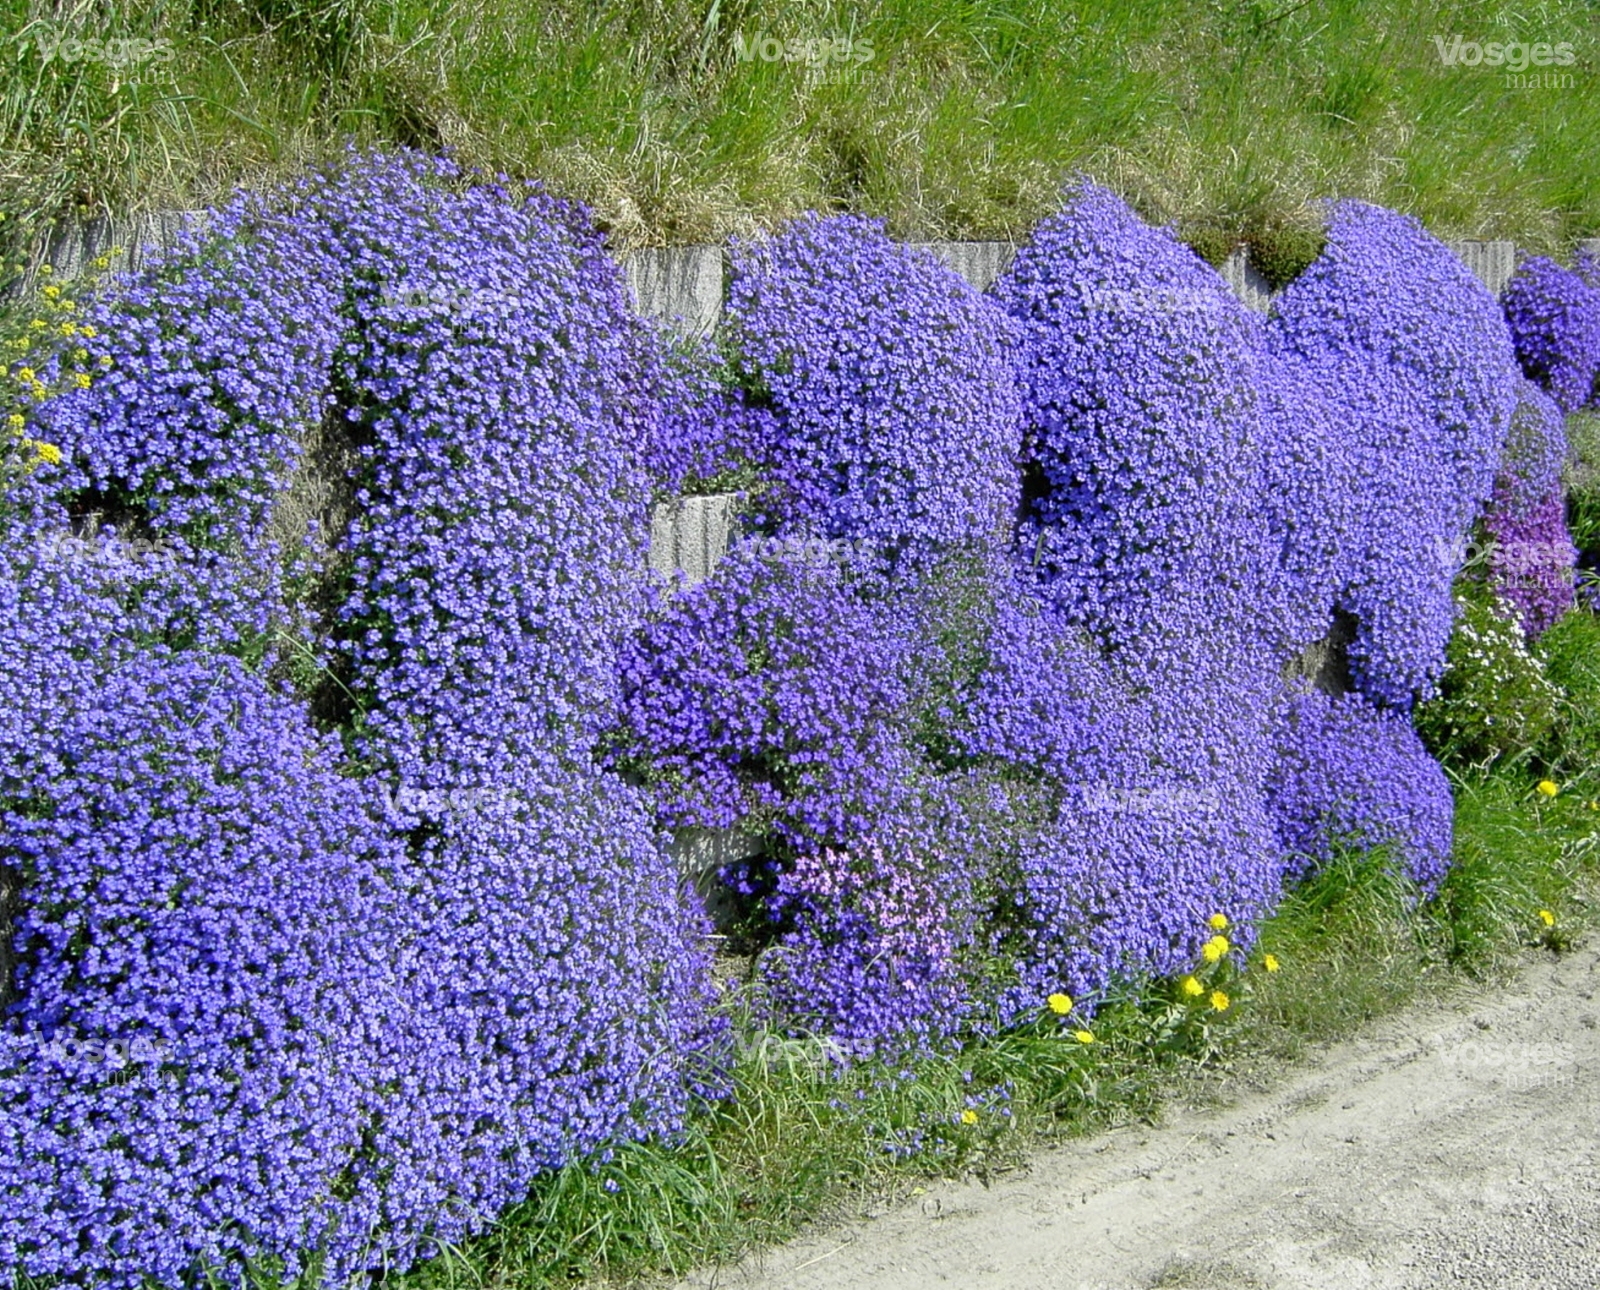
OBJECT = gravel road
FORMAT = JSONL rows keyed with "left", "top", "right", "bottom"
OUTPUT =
{"left": 679, "top": 942, "right": 1600, "bottom": 1290}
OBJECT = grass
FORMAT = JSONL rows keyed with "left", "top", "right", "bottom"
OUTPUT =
{"left": 375, "top": 758, "right": 1600, "bottom": 1290}
{"left": 3, "top": 0, "right": 1600, "bottom": 285}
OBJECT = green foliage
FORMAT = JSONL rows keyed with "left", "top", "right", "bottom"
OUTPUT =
{"left": 1244, "top": 840, "right": 1433, "bottom": 1058}
{"left": 1538, "top": 606, "right": 1600, "bottom": 787}
{"left": 1428, "top": 773, "right": 1589, "bottom": 972}
{"left": 1180, "top": 225, "right": 1240, "bottom": 270}
{"left": 4, "top": 0, "right": 1600, "bottom": 257}
{"left": 1565, "top": 411, "right": 1600, "bottom": 559}
{"left": 1244, "top": 218, "right": 1325, "bottom": 290}
{"left": 1415, "top": 581, "right": 1561, "bottom": 773}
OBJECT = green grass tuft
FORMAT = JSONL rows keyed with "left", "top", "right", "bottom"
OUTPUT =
{"left": 3, "top": 0, "right": 1600, "bottom": 273}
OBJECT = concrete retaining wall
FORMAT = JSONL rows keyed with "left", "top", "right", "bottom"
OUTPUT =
{"left": 2, "top": 213, "right": 1592, "bottom": 963}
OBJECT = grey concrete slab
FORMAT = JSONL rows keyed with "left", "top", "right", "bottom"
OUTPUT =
{"left": 910, "top": 241, "right": 1017, "bottom": 292}
{"left": 15, "top": 209, "right": 205, "bottom": 293}
{"left": 623, "top": 245, "right": 725, "bottom": 335}
{"left": 1444, "top": 239, "right": 1519, "bottom": 296}
{"left": 648, "top": 493, "right": 740, "bottom": 583}
{"left": 1219, "top": 247, "right": 1276, "bottom": 313}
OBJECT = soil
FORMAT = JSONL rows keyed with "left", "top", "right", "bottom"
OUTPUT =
{"left": 676, "top": 941, "right": 1600, "bottom": 1290}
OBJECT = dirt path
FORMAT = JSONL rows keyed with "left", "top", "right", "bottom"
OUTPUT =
{"left": 678, "top": 943, "right": 1600, "bottom": 1290}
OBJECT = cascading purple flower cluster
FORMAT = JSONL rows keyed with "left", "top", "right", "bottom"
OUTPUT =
{"left": 1501, "top": 255, "right": 1600, "bottom": 414}
{"left": 1477, "top": 382, "right": 1575, "bottom": 636}
{"left": 724, "top": 213, "right": 1023, "bottom": 571}
{"left": 1266, "top": 199, "right": 1520, "bottom": 708}
{"left": 0, "top": 575, "right": 409, "bottom": 1285}
{"left": 647, "top": 330, "right": 775, "bottom": 494}
{"left": 1268, "top": 688, "right": 1454, "bottom": 895}
{"left": 614, "top": 536, "right": 911, "bottom": 843}
{"left": 318, "top": 152, "right": 722, "bottom": 1268}
{"left": 992, "top": 180, "right": 1284, "bottom": 666}
{"left": 2, "top": 148, "right": 1542, "bottom": 1280}
{"left": 622, "top": 185, "right": 1520, "bottom": 1051}
{"left": 985, "top": 182, "right": 1289, "bottom": 1002}
{"left": 1, "top": 150, "right": 719, "bottom": 1287}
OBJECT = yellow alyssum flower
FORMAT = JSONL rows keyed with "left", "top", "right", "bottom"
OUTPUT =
{"left": 42, "top": 285, "right": 59, "bottom": 300}
{"left": 98, "top": 355, "right": 114, "bottom": 369}
{"left": 74, "top": 372, "right": 91, "bottom": 389}
{"left": 960, "top": 1109, "right": 979, "bottom": 1126}
{"left": 1180, "top": 975, "right": 1204, "bottom": 997}
{"left": 1208, "top": 912, "right": 1229, "bottom": 931}
{"left": 1537, "top": 780, "right": 1559, "bottom": 797}
{"left": 1073, "top": 1030, "right": 1095, "bottom": 1044}
{"left": 25, "top": 440, "right": 62, "bottom": 465}
{"left": 6, "top": 413, "right": 24, "bottom": 433}
{"left": 1201, "top": 934, "right": 1230, "bottom": 963}
{"left": 58, "top": 322, "right": 77, "bottom": 337}
{"left": 1209, "top": 990, "right": 1230, "bottom": 1012}
{"left": 1263, "top": 953, "right": 1281, "bottom": 972}
{"left": 80, "top": 325, "right": 97, "bottom": 339}
{"left": 1539, "top": 909, "right": 1556, "bottom": 927}
{"left": 1047, "top": 992, "right": 1073, "bottom": 1015}
{"left": 15, "top": 367, "right": 35, "bottom": 384}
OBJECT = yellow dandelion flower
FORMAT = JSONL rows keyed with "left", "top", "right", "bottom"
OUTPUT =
{"left": 1180, "top": 975, "right": 1204, "bottom": 997}
{"left": 1539, "top": 909, "right": 1555, "bottom": 927}
{"left": 1537, "top": 780, "right": 1559, "bottom": 798}
{"left": 1263, "top": 953, "right": 1281, "bottom": 972}
{"left": 960, "top": 1108, "right": 978, "bottom": 1126}
{"left": 1047, "top": 992, "right": 1073, "bottom": 1015}
{"left": 1208, "top": 912, "right": 1229, "bottom": 931}
{"left": 1209, "top": 990, "right": 1230, "bottom": 1012}
{"left": 1201, "top": 934, "right": 1230, "bottom": 963}
{"left": 1073, "top": 1030, "right": 1095, "bottom": 1044}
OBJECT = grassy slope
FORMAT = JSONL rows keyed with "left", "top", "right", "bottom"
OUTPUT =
{"left": 3, "top": 0, "right": 1600, "bottom": 277}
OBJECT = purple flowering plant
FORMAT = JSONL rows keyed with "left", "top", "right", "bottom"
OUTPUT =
{"left": 0, "top": 148, "right": 1550, "bottom": 1284}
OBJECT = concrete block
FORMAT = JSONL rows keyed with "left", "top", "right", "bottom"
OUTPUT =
{"left": 1219, "top": 248, "right": 1275, "bottom": 314}
{"left": 1444, "top": 240, "right": 1518, "bottom": 297}
{"left": 669, "top": 826, "right": 764, "bottom": 924}
{"left": 1283, "top": 609, "right": 1356, "bottom": 696}
{"left": 623, "top": 245, "right": 724, "bottom": 334}
{"left": 647, "top": 492, "right": 740, "bottom": 583}
{"left": 0, "top": 864, "right": 15, "bottom": 1011}
{"left": 911, "top": 241, "right": 1017, "bottom": 292}
{"left": 22, "top": 209, "right": 206, "bottom": 289}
